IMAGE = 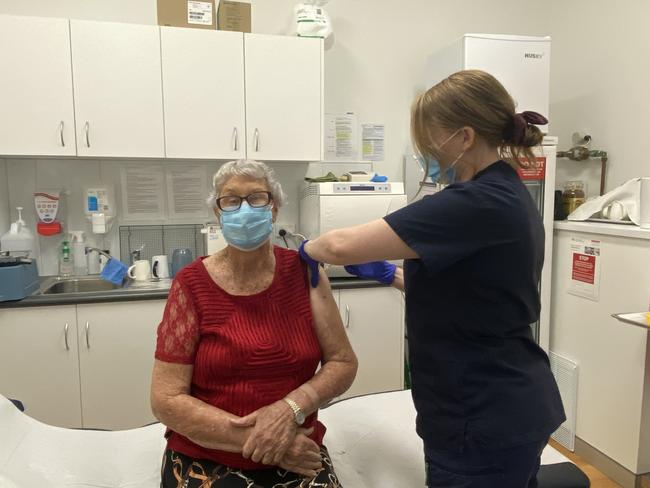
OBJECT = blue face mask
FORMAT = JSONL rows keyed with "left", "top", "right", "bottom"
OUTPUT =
{"left": 417, "top": 156, "right": 458, "bottom": 185}
{"left": 220, "top": 203, "right": 273, "bottom": 252}
{"left": 415, "top": 129, "right": 464, "bottom": 185}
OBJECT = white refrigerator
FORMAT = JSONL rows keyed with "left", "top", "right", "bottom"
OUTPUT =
{"left": 425, "top": 33, "right": 551, "bottom": 133}
{"left": 424, "top": 33, "right": 555, "bottom": 351}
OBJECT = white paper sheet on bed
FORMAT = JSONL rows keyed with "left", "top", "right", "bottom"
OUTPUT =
{"left": 0, "top": 390, "right": 572, "bottom": 488}
{"left": 320, "top": 389, "right": 572, "bottom": 487}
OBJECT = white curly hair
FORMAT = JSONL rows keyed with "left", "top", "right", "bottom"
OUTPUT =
{"left": 207, "top": 159, "right": 287, "bottom": 208}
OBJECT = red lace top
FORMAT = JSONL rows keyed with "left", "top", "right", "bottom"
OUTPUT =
{"left": 154, "top": 246, "right": 325, "bottom": 469}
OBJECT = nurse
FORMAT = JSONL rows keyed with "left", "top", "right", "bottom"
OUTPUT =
{"left": 299, "top": 70, "right": 565, "bottom": 487}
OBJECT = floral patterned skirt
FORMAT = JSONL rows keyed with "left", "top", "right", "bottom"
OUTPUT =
{"left": 161, "top": 446, "right": 343, "bottom": 488}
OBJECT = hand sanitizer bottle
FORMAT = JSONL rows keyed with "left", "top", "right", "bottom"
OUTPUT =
{"left": 59, "top": 240, "right": 73, "bottom": 277}
{"left": 70, "top": 231, "right": 88, "bottom": 276}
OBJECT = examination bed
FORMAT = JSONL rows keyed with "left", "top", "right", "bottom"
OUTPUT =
{"left": 0, "top": 391, "right": 589, "bottom": 487}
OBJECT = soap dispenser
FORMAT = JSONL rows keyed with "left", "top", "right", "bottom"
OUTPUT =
{"left": 70, "top": 231, "right": 88, "bottom": 276}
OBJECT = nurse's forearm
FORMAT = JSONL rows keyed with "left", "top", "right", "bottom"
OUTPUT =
{"left": 305, "top": 229, "right": 352, "bottom": 265}
{"left": 392, "top": 267, "right": 405, "bottom": 292}
{"left": 305, "top": 219, "right": 418, "bottom": 265}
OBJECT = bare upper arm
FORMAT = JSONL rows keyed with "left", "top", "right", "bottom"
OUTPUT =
{"left": 308, "top": 267, "right": 356, "bottom": 365}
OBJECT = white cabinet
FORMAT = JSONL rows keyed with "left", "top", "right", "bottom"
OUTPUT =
{"left": 0, "top": 300, "right": 165, "bottom": 431}
{"left": 335, "top": 287, "right": 405, "bottom": 400}
{"left": 0, "top": 284, "right": 399, "bottom": 430}
{"left": 77, "top": 301, "right": 164, "bottom": 430}
{"left": 0, "top": 306, "right": 81, "bottom": 428}
{"left": 0, "top": 15, "right": 76, "bottom": 156}
{"left": 244, "top": 34, "right": 322, "bottom": 161}
{"left": 0, "top": 15, "right": 323, "bottom": 161}
{"left": 70, "top": 20, "right": 165, "bottom": 158}
{"left": 161, "top": 28, "right": 246, "bottom": 160}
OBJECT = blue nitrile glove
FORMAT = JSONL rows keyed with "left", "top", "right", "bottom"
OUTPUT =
{"left": 299, "top": 240, "right": 321, "bottom": 288}
{"left": 100, "top": 258, "right": 128, "bottom": 286}
{"left": 344, "top": 261, "right": 397, "bottom": 284}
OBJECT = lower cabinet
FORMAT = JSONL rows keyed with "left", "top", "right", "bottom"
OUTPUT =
{"left": 334, "top": 287, "right": 405, "bottom": 400}
{"left": 77, "top": 301, "right": 165, "bottom": 430}
{"left": 0, "top": 286, "right": 403, "bottom": 429}
{"left": 0, "top": 300, "right": 165, "bottom": 430}
{"left": 0, "top": 305, "right": 81, "bottom": 428}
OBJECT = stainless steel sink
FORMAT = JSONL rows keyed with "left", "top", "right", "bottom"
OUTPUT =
{"left": 40, "top": 278, "right": 121, "bottom": 294}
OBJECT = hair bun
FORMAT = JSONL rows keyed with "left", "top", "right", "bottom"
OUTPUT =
{"left": 521, "top": 124, "right": 544, "bottom": 148}
{"left": 505, "top": 111, "right": 547, "bottom": 146}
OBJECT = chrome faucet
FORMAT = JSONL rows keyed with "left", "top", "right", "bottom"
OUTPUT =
{"left": 85, "top": 247, "right": 111, "bottom": 259}
{"left": 129, "top": 244, "right": 145, "bottom": 265}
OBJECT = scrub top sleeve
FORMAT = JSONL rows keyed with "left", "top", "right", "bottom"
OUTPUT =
{"left": 384, "top": 186, "right": 505, "bottom": 275}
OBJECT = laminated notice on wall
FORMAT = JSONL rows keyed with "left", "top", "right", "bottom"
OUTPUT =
{"left": 325, "top": 113, "right": 358, "bottom": 161}
{"left": 166, "top": 165, "right": 209, "bottom": 219}
{"left": 568, "top": 237, "right": 602, "bottom": 301}
{"left": 362, "top": 123, "right": 385, "bottom": 161}
{"left": 121, "top": 166, "right": 165, "bottom": 220}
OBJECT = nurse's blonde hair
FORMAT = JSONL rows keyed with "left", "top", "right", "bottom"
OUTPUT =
{"left": 411, "top": 69, "right": 544, "bottom": 170}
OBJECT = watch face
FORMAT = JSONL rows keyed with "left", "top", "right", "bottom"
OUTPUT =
{"left": 296, "top": 411, "right": 306, "bottom": 425}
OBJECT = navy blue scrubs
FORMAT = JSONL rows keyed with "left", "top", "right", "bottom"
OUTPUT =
{"left": 384, "top": 160, "right": 565, "bottom": 487}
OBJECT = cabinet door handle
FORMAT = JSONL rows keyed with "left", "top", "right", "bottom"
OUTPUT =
{"left": 85, "top": 321, "right": 90, "bottom": 349}
{"left": 254, "top": 128, "right": 260, "bottom": 152}
{"left": 59, "top": 121, "right": 65, "bottom": 147}
{"left": 64, "top": 322, "right": 70, "bottom": 351}
{"left": 345, "top": 305, "right": 351, "bottom": 328}
{"left": 84, "top": 121, "right": 90, "bottom": 148}
{"left": 232, "top": 126, "right": 239, "bottom": 151}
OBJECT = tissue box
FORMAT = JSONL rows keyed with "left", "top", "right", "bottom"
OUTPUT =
{"left": 157, "top": 0, "right": 217, "bottom": 30}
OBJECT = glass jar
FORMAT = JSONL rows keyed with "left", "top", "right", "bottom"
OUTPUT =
{"left": 562, "top": 181, "right": 586, "bottom": 216}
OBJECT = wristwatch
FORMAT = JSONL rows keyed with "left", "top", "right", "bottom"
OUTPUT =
{"left": 283, "top": 397, "right": 306, "bottom": 426}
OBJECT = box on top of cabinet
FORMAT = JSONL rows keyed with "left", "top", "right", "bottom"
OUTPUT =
{"left": 157, "top": 0, "right": 217, "bottom": 30}
{"left": 218, "top": 0, "right": 251, "bottom": 33}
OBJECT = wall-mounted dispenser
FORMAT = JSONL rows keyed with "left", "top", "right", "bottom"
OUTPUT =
{"left": 84, "top": 187, "right": 115, "bottom": 234}
{"left": 34, "top": 190, "right": 63, "bottom": 236}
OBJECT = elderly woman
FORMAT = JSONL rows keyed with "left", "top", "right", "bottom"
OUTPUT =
{"left": 151, "top": 159, "right": 357, "bottom": 488}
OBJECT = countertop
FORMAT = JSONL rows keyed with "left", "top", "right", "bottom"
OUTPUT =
{"left": 0, "top": 276, "right": 387, "bottom": 309}
{"left": 554, "top": 220, "right": 650, "bottom": 240}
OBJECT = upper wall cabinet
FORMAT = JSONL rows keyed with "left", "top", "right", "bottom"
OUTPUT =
{"left": 0, "top": 15, "right": 76, "bottom": 157}
{"left": 0, "top": 15, "right": 323, "bottom": 162}
{"left": 161, "top": 28, "right": 246, "bottom": 160}
{"left": 244, "top": 34, "right": 322, "bottom": 161}
{"left": 70, "top": 20, "right": 165, "bottom": 158}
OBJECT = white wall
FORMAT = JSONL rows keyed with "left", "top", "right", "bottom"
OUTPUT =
{"left": 0, "top": 0, "right": 156, "bottom": 24}
{"left": 261, "top": 0, "right": 551, "bottom": 181}
{"left": 548, "top": 0, "right": 650, "bottom": 197}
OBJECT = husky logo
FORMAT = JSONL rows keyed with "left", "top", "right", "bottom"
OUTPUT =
{"left": 525, "top": 53, "right": 544, "bottom": 59}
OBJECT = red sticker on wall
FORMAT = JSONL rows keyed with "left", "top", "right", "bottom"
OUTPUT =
{"left": 517, "top": 156, "right": 546, "bottom": 181}
{"left": 572, "top": 253, "right": 596, "bottom": 284}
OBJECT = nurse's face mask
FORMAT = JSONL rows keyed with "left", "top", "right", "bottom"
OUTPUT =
{"left": 416, "top": 129, "right": 465, "bottom": 185}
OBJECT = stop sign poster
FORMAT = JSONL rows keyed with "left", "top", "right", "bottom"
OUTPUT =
{"left": 569, "top": 237, "right": 602, "bottom": 301}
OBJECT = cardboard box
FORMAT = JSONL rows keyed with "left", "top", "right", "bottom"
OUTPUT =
{"left": 218, "top": 1, "right": 251, "bottom": 33}
{"left": 157, "top": 0, "right": 217, "bottom": 30}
